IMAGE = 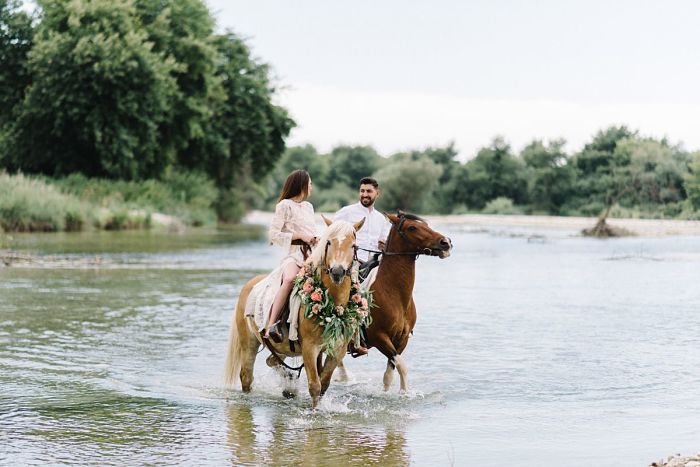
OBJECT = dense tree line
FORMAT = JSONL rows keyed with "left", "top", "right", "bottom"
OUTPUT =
{"left": 265, "top": 127, "right": 700, "bottom": 219}
{"left": 0, "top": 0, "right": 293, "bottom": 221}
{"left": 3, "top": 1, "right": 700, "bottom": 222}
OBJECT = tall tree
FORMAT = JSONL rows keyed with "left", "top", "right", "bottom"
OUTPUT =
{"left": 0, "top": 0, "right": 33, "bottom": 128}
{"left": 374, "top": 158, "right": 443, "bottom": 213}
{"left": 328, "top": 145, "right": 382, "bottom": 189}
{"left": 521, "top": 139, "right": 574, "bottom": 214}
{"left": 461, "top": 137, "right": 527, "bottom": 209}
{"left": 3, "top": 0, "right": 178, "bottom": 178}
{"left": 134, "top": 0, "right": 224, "bottom": 168}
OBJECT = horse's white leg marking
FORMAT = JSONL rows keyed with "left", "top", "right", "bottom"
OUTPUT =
{"left": 335, "top": 359, "right": 349, "bottom": 382}
{"left": 383, "top": 359, "right": 395, "bottom": 391}
{"left": 394, "top": 354, "right": 408, "bottom": 392}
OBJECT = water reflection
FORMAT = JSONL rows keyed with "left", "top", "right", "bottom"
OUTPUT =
{"left": 225, "top": 403, "right": 410, "bottom": 466}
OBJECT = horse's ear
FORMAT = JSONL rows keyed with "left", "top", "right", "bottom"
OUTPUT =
{"left": 384, "top": 212, "right": 400, "bottom": 224}
{"left": 353, "top": 217, "right": 365, "bottom": 232}
{"left": 322, "top": 214, "right": 333, "bottom": 226}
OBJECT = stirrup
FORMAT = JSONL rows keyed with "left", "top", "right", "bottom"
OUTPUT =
{"left": 266, "top": 321, "right": 284, "bottom": 344}
{"left": 348, "top": 343, "right": 368, "bottom": 358}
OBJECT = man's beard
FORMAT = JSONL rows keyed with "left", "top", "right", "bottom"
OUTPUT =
{"left": 361, "top": 197, "right": 375, "bottom": 207}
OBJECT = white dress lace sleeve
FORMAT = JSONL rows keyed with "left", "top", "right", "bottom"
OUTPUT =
{"left": 269, "top": 201, "right": 293, "bottom": 252}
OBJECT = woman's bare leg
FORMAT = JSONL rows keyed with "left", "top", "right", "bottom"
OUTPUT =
{"left": 265, "top": 262, "right": 299, "bottom": 335}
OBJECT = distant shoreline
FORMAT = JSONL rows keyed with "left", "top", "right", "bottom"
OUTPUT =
{"left": 244, "top": 210, "right": 700, "bottom": 237}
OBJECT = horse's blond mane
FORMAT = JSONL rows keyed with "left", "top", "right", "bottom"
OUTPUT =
{"left": 308, "top": 220, "right": 355, "bottom": 270}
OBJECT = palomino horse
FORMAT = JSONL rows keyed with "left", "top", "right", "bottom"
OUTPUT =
{"left": 337, "top": 212, "right": 452, "bottom": 392}
{"left": 224, "top": 217, "right": 365, "bottom": 408}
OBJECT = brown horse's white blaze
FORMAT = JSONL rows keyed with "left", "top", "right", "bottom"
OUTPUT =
{"left": 337, "top": 212, "right": 452, "bottom": 393}
{"left": 224, "top": 216, "right": 365, "bottom": 409}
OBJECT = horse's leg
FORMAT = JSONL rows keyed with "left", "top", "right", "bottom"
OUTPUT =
{"left": 372, "top": 335, "right": 401, "bottom": 392}
{"left": 319, "top": 349, "right": 345, "bottom": 395}
{"left": 239, "top": 320, "right": 261, "bottom": 392}
{"left": 225, "top": 278, "right": 263, "bottom": 392}
{"left": 383, "top": 358, "right": 395, "bottom": 391}
{"left": 265, "top": 354, "right": 299, "bottom": 399}
{"left": 239, "top": 339, "right": 258, "bottom": 392}
{"left": 393, "top": 354, "right": 409, "bottom": 393}
{"left": 302, "top": 343, "right": 322, "bottom": 409}
{"left": 334, "top": 359, "right": 349, "bottom": 382}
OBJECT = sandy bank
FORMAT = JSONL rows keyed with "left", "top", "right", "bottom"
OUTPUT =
{"left": 244, "top": 210, "right": 700, "bottom": 237}
{"left": 651, "top": 453, "right": 700, "bottom": 466}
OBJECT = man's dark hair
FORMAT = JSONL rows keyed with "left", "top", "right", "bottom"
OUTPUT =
{"left": 359, "top": 177, "right": 379, "bottom": 189}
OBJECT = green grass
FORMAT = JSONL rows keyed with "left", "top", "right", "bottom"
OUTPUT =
{"left": 0, "top": 170, "right": 218, "bottom": 233}
{"left": 0, "top": 172, "right": 92, "bottom": 232}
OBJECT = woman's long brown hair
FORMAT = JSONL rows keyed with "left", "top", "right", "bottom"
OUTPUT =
{"left": 278, "top": 169, "right": 310, "bottom": 202}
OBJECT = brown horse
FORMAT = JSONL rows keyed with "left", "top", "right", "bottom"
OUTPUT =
{"left": 337, "top": 212, "right": 452, "bottom": 392}
{"left": 224, "top": 217, "right": 365, "bottom": 408}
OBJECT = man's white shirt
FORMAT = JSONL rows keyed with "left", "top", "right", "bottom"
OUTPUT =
{"left": 334, "top": 202, "right": 392, "bottom": 262}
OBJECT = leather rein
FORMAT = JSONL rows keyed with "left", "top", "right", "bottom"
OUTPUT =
{"left": 262, "top": 234, "right": 359, "bottom": 377}
{"left": 359, "top": 214, "right": 440, "bottom": 260}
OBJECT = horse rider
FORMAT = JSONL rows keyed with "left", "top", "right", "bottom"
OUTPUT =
{"left": 334, "top": 176, "right": 391, "bottom": 356}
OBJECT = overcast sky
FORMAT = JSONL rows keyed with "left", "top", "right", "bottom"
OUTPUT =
{"left": 206, "top": 0, "right": 700, "bottom": 159}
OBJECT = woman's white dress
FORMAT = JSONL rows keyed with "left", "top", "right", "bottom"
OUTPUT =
{"left": 245, "top": 199, "right": 317, "bottom": 340}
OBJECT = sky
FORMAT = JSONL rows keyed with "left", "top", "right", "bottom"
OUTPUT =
{"left": 205, "top": 0, "right": 700, "bottom": 160}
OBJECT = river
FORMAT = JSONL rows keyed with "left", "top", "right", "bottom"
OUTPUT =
{"left": 1, "top": 222, "right": 699, "bottom": 466}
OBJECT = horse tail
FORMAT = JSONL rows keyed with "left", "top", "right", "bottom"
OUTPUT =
{"left": 224, "top": 299, "right": 244, "bottom": 387}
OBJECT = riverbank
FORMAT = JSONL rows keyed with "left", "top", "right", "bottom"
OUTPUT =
{"left": 651, "top": 453, "right": 700, "bottom": 466}
{"left": 243, "top": 210, "right": 700, "bottom": 237}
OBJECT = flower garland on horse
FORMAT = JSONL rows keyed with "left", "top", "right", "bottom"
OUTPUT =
{"left": 293, "top": 263, "right": 373, "bottom": 357}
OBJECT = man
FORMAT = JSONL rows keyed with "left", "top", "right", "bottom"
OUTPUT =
{"left": 334, "top": 176, "right": 392, "bottom": 270}
{"left": 334, "top": 177, "right": 392, "bottom": 357}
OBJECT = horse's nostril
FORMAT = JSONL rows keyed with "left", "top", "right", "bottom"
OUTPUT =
{"left": 330, "top": 266, "right": 345, "bottom": 280}
{"left": 440, "top": 237, "right": 451, "bottom": 248}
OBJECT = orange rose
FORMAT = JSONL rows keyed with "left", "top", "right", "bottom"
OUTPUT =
{"left": 310, "top": 291, "right": 322, "bottom": 302}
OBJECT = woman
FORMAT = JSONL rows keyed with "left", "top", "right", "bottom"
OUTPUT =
{"left": 265, "top": 169, "right": 318, "bottom": 342}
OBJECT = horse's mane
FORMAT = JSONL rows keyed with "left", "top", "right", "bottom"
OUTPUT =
{"left": 308, "top": 220, "right": 356, "bottom": 270}
{"left": 397, "top": 212, "right": 425, "bottom": 223}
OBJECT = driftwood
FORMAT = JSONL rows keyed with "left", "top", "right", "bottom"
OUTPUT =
{"left": 582, "top": 205, "right": 634, "bottom": 238}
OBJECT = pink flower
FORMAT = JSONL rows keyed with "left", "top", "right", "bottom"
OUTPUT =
{"left": 311, "top": 303, "right": 321, "bottom": 315}
{"left": 358, "top": 308, "right": 368, "bottom": 319}
{"left": 351, "top": 293, "right": 362, "bottom": 304}
{"left": 360, "top": 298, "right": 368, "bottom": 309}
{"left": 302, "top": 280, "right": 314, "bottom": 294}
{"left": 310, "top": 290, "right": 323, "bottom": 302}
{"left": 335, "top": 306, "right": 344, "bottom": 316}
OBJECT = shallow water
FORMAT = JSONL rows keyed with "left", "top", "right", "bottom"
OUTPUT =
{"left": 1, "top": 223, "right": 699, "bottom": 466}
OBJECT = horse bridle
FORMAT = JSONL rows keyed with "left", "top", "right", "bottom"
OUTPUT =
{"left": 361, "top": 213, "right": 446, "bottom": 260}
{"left": 321, "top": 234, "right": 359, "bottom": 278}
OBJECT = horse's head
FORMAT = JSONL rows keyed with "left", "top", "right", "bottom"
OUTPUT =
{"left": 308, "top": 216, "right": 365, "bottom": 285}
{"left": 385, "top": 211, "right": 452, "bottom": 259}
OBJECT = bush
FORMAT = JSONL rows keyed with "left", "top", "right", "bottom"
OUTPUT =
{"left": 481, "top": 197, "right": 523, "bottom": 215}
{"left": 51, "top": 170, "right": 218, "bottom": 226}
{"left": 0, "top": 171, "right": 91, "bottom": 232}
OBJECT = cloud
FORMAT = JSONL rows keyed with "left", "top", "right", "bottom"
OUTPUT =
{"left": 278, "top": 84, "right": 700, "bottom": 159}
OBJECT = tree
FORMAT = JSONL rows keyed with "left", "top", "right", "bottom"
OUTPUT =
{"left": 613, "top": 138, "right": 689, "bottom": 206}
{"left": 521, "top": 139, "right": 574, "bottom": 214}
{"left": 134, "top": 0, "right": 225, "bottom": 169}
{"left": 404, "top": 144, "right": 461, "bottom": 214}
{"left": 685, "top": 152, "right": 700, "bottom": 209}
{"left": 374, "top": 158, "right": 443, "bottom": 213}
{"left": 461, "top": 137, "right": 527, "bottom": 209}
{"left": 3, "top": 0, "right": 178, "bottom": 179}
{"left": 0, "top": 0, "right": 33, "bottom": 128}
{"left": 327, "top": 145, "right": 382, "bottom": 190}
{"left": 204, "top": 32, "right": 294, "bottom": 220}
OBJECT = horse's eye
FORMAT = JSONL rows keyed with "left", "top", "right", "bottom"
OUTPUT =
{"left": 407, "top": 225, "right": 417, "bottom": 232}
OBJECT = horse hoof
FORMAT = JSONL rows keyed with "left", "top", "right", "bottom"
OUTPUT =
{"left": 282, "top": 389, "right": 297, "bottom": 399}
